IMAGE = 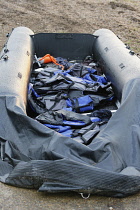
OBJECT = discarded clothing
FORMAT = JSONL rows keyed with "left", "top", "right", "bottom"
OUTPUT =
{"left": 27, "top": 55, "right": 115, "bottom": 145}
{"left": 36, "top": 108, "right": 112, "bottom": 144}
{"left": 28, "top": 58, "right": 114, "bottom": 116}
{"left": 36, "top": 109, "right": 91, "bottom": 127}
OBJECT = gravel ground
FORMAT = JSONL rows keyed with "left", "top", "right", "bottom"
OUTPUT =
{"left": 0, "top": 0, "right": 140, "bottom": 209}
{"left": 0, "top": 0, "right": 140, "bottom": 52}
{"left": 0, "top": 182, "right": 140, "bottom": 210}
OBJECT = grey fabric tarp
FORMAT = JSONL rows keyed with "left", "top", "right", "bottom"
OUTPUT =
{"left": 1, "top": 27, "right": 140, "bottom": 197}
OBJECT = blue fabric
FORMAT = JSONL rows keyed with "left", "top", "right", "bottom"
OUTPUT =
{"left": 63, "top": 120, "right": 86, "bottom": 126}
{"left": 32, "top": 88, "right": 40, "bottom": 98}
{"left": 66, "top": 96, "right": 94, "bottom": 112}
{"left": 83, "top": 74, "right": 107, "bottom": 84}
{"left": 80, "top": 105, "right": 94, "bottom": 112}
{"left": 66, "top": 74, "right": 93, "bottom": 84}
{"left": 44, "top": 124, "right": 72, "bottom": 137}
{"left": 44, "top": 124, "right": 71, "bottom": 133}
{"left": 63, "top": 107, "right": 73, "bottom": 111}
{"left": 53, "top": 69, "right": 63, "bottom": 75}
{"left": 59, "top": 129, "right": 73, "bottom": 137}
{"left": 83, "top": 73, "right": 93, "bottom": 82}
{"left": 93, "top": 75, "right": 107, "bottom": 84}
{"left": 75, "top": 95, "right": 94, "bottom": 112}
{"left": 28, "top": 83, "right": 40, "bottom": 98}
{"left": 28, "top": 83, "right": 32, "bottom": 94}
{"left": 90, "top": 117, "right": 101, "bottom": 122}
{"left": 88, "top": 68, "right": 97, "bottom": 74}
{"left": 106, "top": 96, "right": 114, "bottom": 101}
{"left": 66, "top": 98, "right": 72, "bottom": 107}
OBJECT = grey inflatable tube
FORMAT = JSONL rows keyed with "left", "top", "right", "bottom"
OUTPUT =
{"left": 93, "top": 29, "right": 140, "bottom": 101}
{"left": 0, "top": 27, "right": 34, "bottom": 109}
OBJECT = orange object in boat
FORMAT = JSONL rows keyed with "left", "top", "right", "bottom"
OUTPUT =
{"left": 39, "top": 54, "right": 64, "bottom": 70}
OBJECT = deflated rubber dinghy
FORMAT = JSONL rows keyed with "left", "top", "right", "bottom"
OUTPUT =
{"left": 1, "top": 26, "right": 140, "bottom": 197}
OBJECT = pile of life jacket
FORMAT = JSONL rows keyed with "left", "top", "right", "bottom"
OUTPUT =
{"left": 27, "top": 54, "right": 116, "bottom": 144}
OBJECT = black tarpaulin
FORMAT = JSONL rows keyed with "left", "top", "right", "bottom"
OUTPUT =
{"left": 0, "top": 79, "right": 140, "bottom": 197}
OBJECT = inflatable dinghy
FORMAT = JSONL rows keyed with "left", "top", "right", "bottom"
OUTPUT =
{"left": 1, "top": 26, "right": 140, "bottom": 197}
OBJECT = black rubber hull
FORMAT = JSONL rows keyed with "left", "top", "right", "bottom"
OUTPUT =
{"left": 0, "top": 27, "right": 140, "bottom": 198}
